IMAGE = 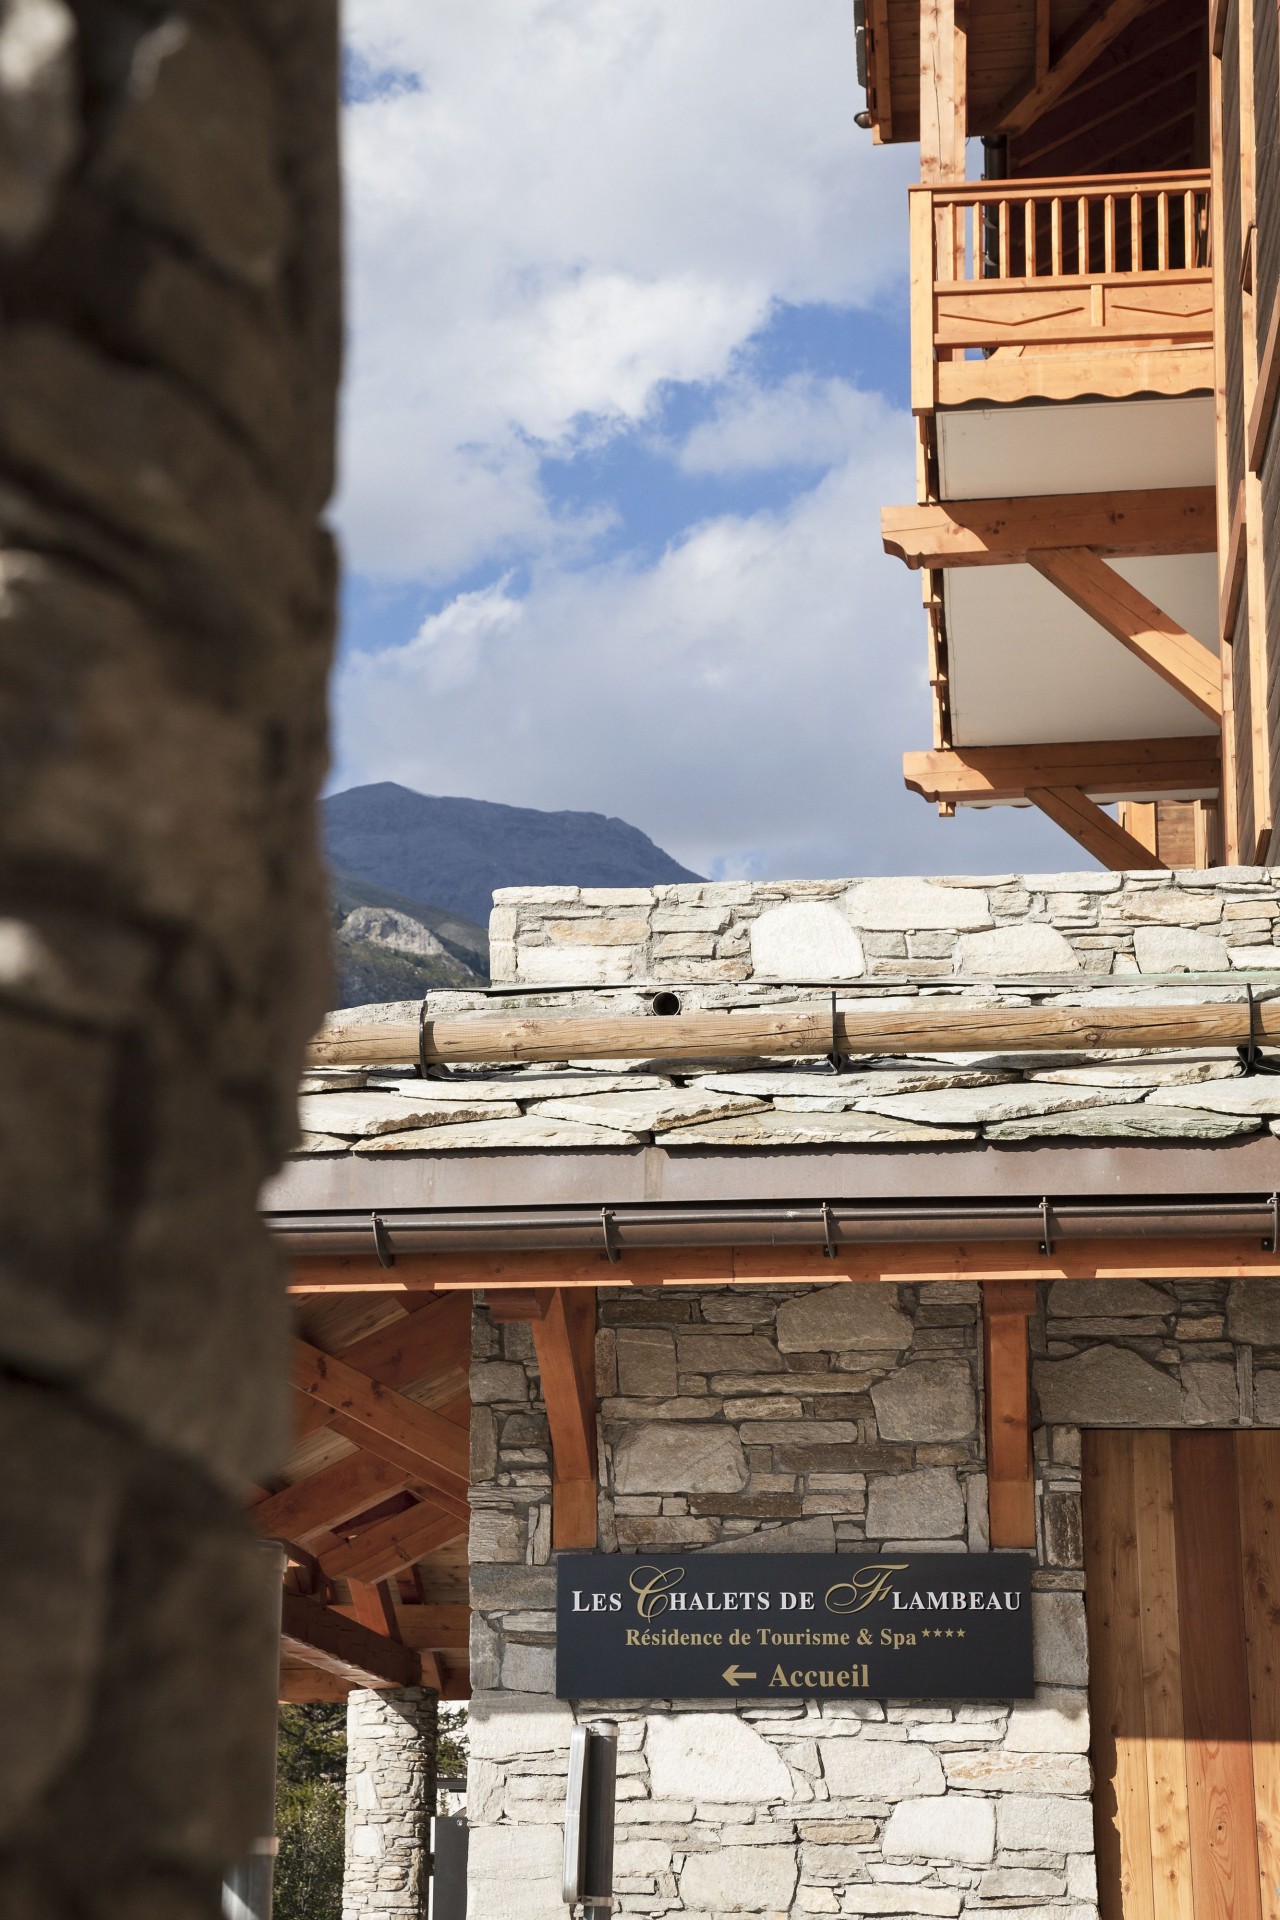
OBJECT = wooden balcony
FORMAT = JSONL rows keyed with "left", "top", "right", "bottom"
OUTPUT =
{"left": 910, "top": 170, "right": 1214, "bottom": 412}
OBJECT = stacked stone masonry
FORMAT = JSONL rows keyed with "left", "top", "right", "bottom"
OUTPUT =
{"left": 344, "top": 1688, "right": 437, "bottom": 1920}
{"left": 467, "top": 1276, "right": 1280, "bottom": 1920}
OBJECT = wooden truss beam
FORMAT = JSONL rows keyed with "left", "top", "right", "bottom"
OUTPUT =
{"left": 293, "top": 1293, "right": 471, "bottom": 1440}
{"left": 318, "top": 1503, "right": 467, "bottom": 1585}
{"left": 394, "top": 1604, "right": 471, "bottom": 1652}
{"left": 881, "top": 489, "right": 1216, "bottom": 570}
{"left": 531, "top": 1288, "right": 598, "bottom": 1550}
{"left": 1026, "top": 785, "right": 1169, "bottom": 871}
{"left": 995, "top": 0, "right": 1150, "bottom": 134}
{"left": 904, "top": 738, "right": 1220, "bottom": 806}
{"left": 253, "top": 1451, "right": 419, "bottom": 1544}
{"left": 1028, "top": 549, "right": 1222, "bottom": 722}
{"left": 280, "top": 1592, "right": 423, "bottom": 1691}
{"left": 293, "top": 1340, "right": 469, "bottom": 1506}
{"left": 982, "top": 1282, "right": 1036, "bottom": 1549}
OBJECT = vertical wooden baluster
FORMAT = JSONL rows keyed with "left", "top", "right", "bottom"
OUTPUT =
{"left": 1050, "top": 194, "right": 1062, "bottom": 274}
{"left": 1104, "top": 192, "right": 1115, "bottom": 272}
{"left": 1131, "top": 191, "right": 1141, "bottom": 269}
{"left": 1183, "top": 187, "right": 1193, "bottom": 269}
{"left": 1157, "top": 190, "right": 1169, "bottom": 269}
{"left": 1024, "top": 198, "right": 1035, "bottom": 275}
{"left": 998, "top": 197, "right": 1009, "bottom": 278}
{"left": 1077, "top": 196, "right": 1087, "bottom": 274}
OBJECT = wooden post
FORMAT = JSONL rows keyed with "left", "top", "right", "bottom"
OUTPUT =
{"left": 983, "top": 1281, "right": 1037, "bottom": 1549}
{"left": 919, "top": 0, "right": 967, "bottom": 184}
{"left": 531, "top": 1287, "right": 598, "bottom": 1550}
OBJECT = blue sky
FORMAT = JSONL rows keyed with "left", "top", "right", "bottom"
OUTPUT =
{"left": 333, "top": 2, "right": 1068, "bottom": 880}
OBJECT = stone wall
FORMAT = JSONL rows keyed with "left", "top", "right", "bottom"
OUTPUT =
{"left": 467, "top": 1275, "right": 1280, "bottom": 1920}
{"left": 488, "top": 870, "right": 1280, "bottom": 986}
{"left": 345, "top": 1689, "right": 437, "bottom": 1920}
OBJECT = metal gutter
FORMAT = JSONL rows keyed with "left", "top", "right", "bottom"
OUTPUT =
{"left": 266, "top": 1195, "right": 1280, "bottom": 1259}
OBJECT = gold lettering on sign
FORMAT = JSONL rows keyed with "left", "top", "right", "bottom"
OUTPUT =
{"left": 630, "top": 1565, "right": 686, "bottom": 1620}
{"left": 824, "top": 1565, "right": 909, "bottom": 1614}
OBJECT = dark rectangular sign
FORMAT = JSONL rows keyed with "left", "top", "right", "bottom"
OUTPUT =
{"left": 556, "top": 1553, "right": 1034, "bottom": 1701}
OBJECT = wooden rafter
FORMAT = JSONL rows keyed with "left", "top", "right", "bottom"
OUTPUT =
{"left": 319, "top": 1503, "right": 467, "bottom": 1585}
{"left": 994, "top": 0, "right": 1151, "bottom": 135}
{"left": 346, "top": 1579, "right": 401, "bottom": 1638}
{"left": 1028, "top": 548, "right": 1223, "bottom": 722}
{"left": 982, "top": 1282, "right": 1037, "bottom": 1549}
{"left": 531, "top": 1287, "right": 598, "bottom": 1550}
{"left": 293, "top": 1339, "right": 469, "bottom": 1505}
{"left": 882, "top": 488, "right": 1216, "bottom": 571}
{"left": 280, "top": 1592, "right": 422, "bottom": 1691}
{"left": 253, "top": 1451, "right": 419, "bottom": 1544}
{"left": 394, "top": 1603, "right": 471, "bottom": 1652}
{"left": 904, "top": 737, "right": 1220, "bottom": 805}
{"left": 1026, "top": 785, "right": 1170, "bottom": 870}
{"left": 293, "top": 1293, "right": 471, "bottom": 1441}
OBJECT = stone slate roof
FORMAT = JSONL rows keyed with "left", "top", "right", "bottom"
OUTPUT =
{"left": 296, "top": 984, "right": 1280, "bottom": 1156}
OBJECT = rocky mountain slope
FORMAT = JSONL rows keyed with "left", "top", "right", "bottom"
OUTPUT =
{"left": 324, "top": 782, "right": 701, "bottom": 929}
{"left": 329, "top": 870, "right": 489, "bottom": 1009}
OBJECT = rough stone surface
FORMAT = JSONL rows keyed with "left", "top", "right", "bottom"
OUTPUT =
{"left": 843, "top": 878, "right": 991, "bottom": 931}
{"left": 955, "top": 925, "right": 1080, "bottom": 975}
{"left": 680, "top": 1842, "right": 799, "bottom": 1910}
{"left": 344, "top": 1687, "right": 436, "bottom": 1920}
{"left": 1227, "top": 1277, "right": 1280, "bottom": 1344}
{"left": 1132, "top": 925, "right": 1230, "bottom": 972}
{"left": 865, "top": 1468, "right": 966, "bottom": 1539}
{"left": 882, "top": 1794, "right": 995, "bottom": 1863}
{"left": 871, "top": 1362, "right": 977, "bottom": 1442}
{"left": 647, "top": 1715, "right": 793, "bottom": 1802}
{"left": 613, "top": 1423, "right": 749, "bottom": 1493}
{"left": 822, "top": 1742, "right": 946, "bottom": 1800}
{"left": 749, "top": 902, "right": 866, "bottom": 980}
{"left": 1035, "top": 1345, "right": 1182, "bottom": 1426}
{"left": 777, "top": 1288, "right": 913, "bottom": 1354}
{"left": 0, "top": 5, "right": 341, "bottom": 1911}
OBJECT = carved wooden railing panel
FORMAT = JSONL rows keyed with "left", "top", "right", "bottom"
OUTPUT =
{"left": 910, "top": 171, "right": 1214, "bottom": 410}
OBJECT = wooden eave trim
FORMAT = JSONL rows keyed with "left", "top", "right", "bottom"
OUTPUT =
{"left": 1248, "top": 293, "right": 1280, "bottom": 472}
{"left": 903, "top": 737, "right": 1220, "bottom": 805}
{"left": 1220, "top": 481, "right": 1248, "bottom": 642}
{"left": 882, "top": 488, "right": 1217, "bottom": 570}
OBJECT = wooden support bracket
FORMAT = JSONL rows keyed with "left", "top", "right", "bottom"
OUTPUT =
{"left": 983, "top": 1281, "right": 1037, "bottom": 1549}
{"left": 281, "top": 1592, "right": 423, "bottom": 1692}
{"left": 530, "top": 1287, "right": 598, "bottom": 1550}
{"left": 1027, "top": 786, "right": 1170, "bottom": 871}
{"left": 293, "top": 1339, "right": 470, "bottom": 1505}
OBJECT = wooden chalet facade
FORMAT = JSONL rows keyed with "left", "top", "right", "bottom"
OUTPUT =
{"left": 870, "top": 0, "right": 1280, "bottom": 872}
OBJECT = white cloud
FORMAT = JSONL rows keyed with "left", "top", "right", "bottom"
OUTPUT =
{"left": 676, "top": 374, "right": 887, "bottom": 475}
{"left": 334, "top": 415, "right": 1069, "bottom": 880}
{"left": 337, "top": 1, "right": 915, "bottom": 581}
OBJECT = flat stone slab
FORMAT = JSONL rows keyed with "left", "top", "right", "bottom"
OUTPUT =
{"left": 651, "top": 1110, "right": 976, "bottom": 1146}
{"left": 353, "top": 1117, "right": 643, "bottom": 1151}
{"left": 986, "top": 1104, "right": 1261, "bottom": 1141}
{"left": 292, "top": 1132, "right": 352, "bottom": 1154}
{"left": 372, "top": 1073, "right": 674, "bottom": 1098}
{"left": 855, "top": 1084, "right": 1142, "bottom": 1126}
{"left": 526, "top": 1089, "right": 767, "bottom": 1133}
{"left": 297, "top": 1091, "right": 521, "bottom": 1136}
{"left": 1030, "top": 1054, "right": 1240, "bottom": 1087}
{"left": 693, "top": 1069, "right": 1013, "bottom": 1098}
{"left": 1148, "top": 1078, "right": 1280, "bottom": 1115}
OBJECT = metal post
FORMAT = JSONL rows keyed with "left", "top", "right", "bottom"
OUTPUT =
{"left": 562, "top": 1719, "right": 617, "bottom": 1911}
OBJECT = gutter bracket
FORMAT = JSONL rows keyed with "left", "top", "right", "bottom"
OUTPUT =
{"left": 1038, "top": 1196, "right": 1055, "bottom": 1257}
{"left": 821, "top": 1201, "right": 838, "bottom": 1259}
{"left": 601, "top": 1208, "right": 620, "bottom": 1264}
{"left": 826, "top": 992, "right": 848, "bottom": 1074}
{"left": 371, "top": 1213, "right": 396, "bottom": 1269}
{"left": 1267, "top": 1192, "right": 1279, "bottom": 1253}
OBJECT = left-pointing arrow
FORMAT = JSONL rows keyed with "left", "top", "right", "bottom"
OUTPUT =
{"left": 722, "top": 1664, "right": 758, "bottom": 1687}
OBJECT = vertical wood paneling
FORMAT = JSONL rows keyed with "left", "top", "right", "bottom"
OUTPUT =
{"left": 1132, "top": 1433, "right": 1195, "bottom": 1920}
{"left": 1172, "top": 1432, "right": 1264, "bottom": 1920}
{"left": 1236, "top": 1432, "right": 1280, "bottom": 1919}
{"left": 1085, "top": 1432, "right": 1156, "bottom": 1920}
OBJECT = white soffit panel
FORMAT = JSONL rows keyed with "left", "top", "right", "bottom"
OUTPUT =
{"left": 945, "top": 553, "right": 1220, "bottom": 749}
{"left": 936, "top": 396, "right": 1215, "bottom": 499}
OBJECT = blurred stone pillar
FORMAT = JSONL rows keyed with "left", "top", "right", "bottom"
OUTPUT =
{"left": 344, "top": 1688, "right": 438, "bottom": 1920}
{"left": 0, "top": 2, "right": 341, "bottom": 1913}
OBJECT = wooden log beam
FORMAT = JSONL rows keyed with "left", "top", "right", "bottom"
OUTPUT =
{"left": 252, "top": 1452, "right": 420, "bottom": 1544}
{"left": 1028, "top": 549, "right": 1222, "bottom": 722}
{"left": 345, "top": 1579, "right": 402, "bottom": 1639}
{"left": 1027, "top": 785, "right": 1171, "bottom": 871}
{"left": 881, "top": 489, "right": 1216, "bottom": 570}
{"left": 318, "top": 1504, "right": 467, "bottom": 1585}
{"left": 904, "top": 738, "right": 1219, "bottom": 806}
{"left": 394, "top": 1603, "right": 471, "bottom": 1652}
{"left": 994, "top": 0, "right": 1150, "bottom": 134}
{"left": 293, "top": 1340, "right": 470, "bottom": 1504}
{"left": 983, "top": 1281, "right": 1037, "bottom": 1548}
{"left": 280, "top": 1592, "right": 422, "bottom": 1691}
{"left": 530, "top": 1287, "right": 598, "bottom": 1550}
{"left": 293, "top": 1238, "right": 1280, "bottom": 1295}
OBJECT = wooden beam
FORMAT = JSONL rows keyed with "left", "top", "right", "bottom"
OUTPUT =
{"left": 320, "top": 1415, "right": 470, "bottom": 1523}
{"left": 983, "top": 1281, "right": 1037, "bottom": 1548}
{"left": 1027, "top": 785, "right": 1171, "bottom": 871}
{"left": 346, "top": 1579, "right": 401, "bottom": 1638}
{"left": 882, "top": 488, "right": 1216, "bottom": 570}
{"left": 919, "top": 0, "right": 967, "bottom": 184}
{"left": 995, "top": 0, "right": 1150, "bottom": 134}
{"left": 394, "top": 1603, "right": 471, "bottom": 1652}
{"left": 904, "top": 737, "right": 1220, "bottom": 805}
{"left": 319, "top": 1504, "right": 467, "bottom": 1585}
{"left": 292, "top": 1293, "right": 472, "bottom": 1444}
{"left": 1028, "top": 548, "right": 1222, "bottom": 722}
{"left": 293, "top": 1340, "right": 469, "bottom": 1503}
{"left": 252, "top": 1452, "right": 419, "bottom": 1544}
{"left": 531, "top": 1287, "right": 598, "bottom": 1551}
{"left": 280, "top": 1591, "right": 422, "bottom": 1691}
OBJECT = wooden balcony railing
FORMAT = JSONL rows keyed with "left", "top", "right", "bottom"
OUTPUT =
{"left": 910, "top": 170, "right": 1214, "bottom": 411}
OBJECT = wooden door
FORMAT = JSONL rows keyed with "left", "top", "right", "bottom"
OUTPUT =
{"left": 1083, "top": 1431, "right": 1280, "bottom": 1920}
